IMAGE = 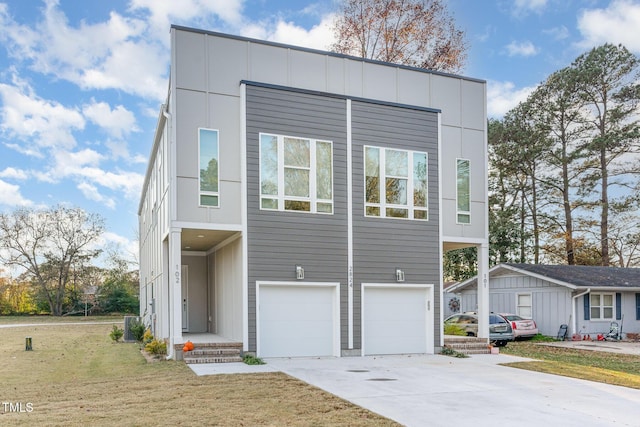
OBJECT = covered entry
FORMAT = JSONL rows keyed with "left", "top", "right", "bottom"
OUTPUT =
{"left": 257, "top": 282, "right": 340, "bottom": 358}
{"left": 362, "top": 284, "right": 433, "bottom": 355}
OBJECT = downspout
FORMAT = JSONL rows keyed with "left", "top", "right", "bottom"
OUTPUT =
{"left": 162, "top": 103, "right": 175, "bottom": 361}
{"left": 571, "top": 288, "right": 590, "bottom": 337}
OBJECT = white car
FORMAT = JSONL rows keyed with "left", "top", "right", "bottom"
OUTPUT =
{"left": 498, "top": 314, "right": 538, "bottom": 339}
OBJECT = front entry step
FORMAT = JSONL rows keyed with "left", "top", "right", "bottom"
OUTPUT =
{"left": 178, "top": 342, "right": 243, "bottom": 364}
{"left": 443, "top": 335, "right": 491, "bottom": 355}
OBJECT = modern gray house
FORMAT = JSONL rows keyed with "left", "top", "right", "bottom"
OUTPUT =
{"left": 448, "top": 263, "right": 640, "bottom": 338}
{"left": 138, "top": 25, "right": 489, "bottom": 360}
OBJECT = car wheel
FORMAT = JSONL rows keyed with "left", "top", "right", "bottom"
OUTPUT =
{"left": 466, "top": 332, "right": 475, "bottom": 337}
{"left": 493, "top": 341, "right": 507, "bottom": 347}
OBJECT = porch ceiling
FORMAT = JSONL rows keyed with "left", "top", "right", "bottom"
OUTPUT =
{"left": 181, "top": 229, "right": 238, "bottom": 252}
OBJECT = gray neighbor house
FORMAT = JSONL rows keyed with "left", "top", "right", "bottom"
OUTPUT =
{"left": 138, "top": 25, "right": 490, "bottom": 360}
{"left": 448, "top": 263, "right": 640, "bottom": 338}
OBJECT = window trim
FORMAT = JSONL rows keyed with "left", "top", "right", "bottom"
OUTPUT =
{"left": 456, "top": 158, "right": 470, "bottom": 224}
{"left": 259, "top": 132, "right": 334, "bottom": 214}
{"left": 516, "top": 292, "right": 532, "bottom": 319}
{"left": 363, "top": 145, "right": 429, "bottom": 221}
{"left": 198, "top": 128, "right": 220, "bottom": 208}
{"left": 589, "top": 292, "right": 615, "bottom": 321}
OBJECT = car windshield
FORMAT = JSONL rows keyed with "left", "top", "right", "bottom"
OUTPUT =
{"left": 503, "top": 315, "right": 523, "bottom": 321}
{"left": 490, "top": 315, "right": 506, "bottom": 324}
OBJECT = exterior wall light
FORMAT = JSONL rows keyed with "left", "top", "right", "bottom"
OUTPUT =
{"left": 296, "top": 265, "right": 304, "bottom": 280}
{"left": 396, "top": 268, "right": 405, "bottom": 282}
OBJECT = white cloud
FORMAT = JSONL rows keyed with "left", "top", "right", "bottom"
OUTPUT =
{"left": 0, "top": 168, "right": 28, "bottom": 180}
{"left": 543, "top": 25, "right": 569, "bottom": 40}
{"left": 0, "top": 179, "right": 33, "bottom": 207}
{"left": 577, "top": 0, "right": 640, "bottom": 53}
{"left": 77, "top": 182, "right": 116, "bottom": 209}
{"left": 487, "top": 80, "right": 536, "bottom": 118}
{"left": 505, "top": 40, "right": 539, "bottom": 57}
{"left": 128, "top": 0, "right": 244, "bottom": 41}
{"left": 0, "top": 1, "right": 167, "bottom": 100}
{"left": 82, "top": 100, "right": 138, "bottom": 138}
{"left": 511, "top": 0, "right": 548, "bottom": 17}
{"left": 0, "top": 81, "right": 84, "bottom": 151}
{"left": 241, "top": 13, "right": 337, "bottom": 50}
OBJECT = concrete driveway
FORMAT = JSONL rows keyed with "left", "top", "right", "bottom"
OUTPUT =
{"left": 190, "top": 353, "right": 640, "bottom": 427}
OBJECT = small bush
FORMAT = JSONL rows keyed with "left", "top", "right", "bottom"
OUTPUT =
{"left": 109, "top": 325, "right": 124, "bottom": 342}
{"left": 243, "top": 354, "right": 265, "bottom": 365}
{"left": 145, "top": 339, "right": 167, "bottom": 355}
{"left": 129, "top": 319, "right": 146, "bottom": 342}
{"left": 142, "top": 328, "right": 154, "bottom": 344}
{"left": 440, "top": 346, "right": 469, "bottom": 358}
{"left": 444, "top": 323, "right": 467, "bottom": 336}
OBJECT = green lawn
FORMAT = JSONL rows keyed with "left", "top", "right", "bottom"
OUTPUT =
{"left": 501, "top": 340, "right": 640, "bottom": 389}
{"left": 0, "top": 316, "right": 398, "bottom": 426}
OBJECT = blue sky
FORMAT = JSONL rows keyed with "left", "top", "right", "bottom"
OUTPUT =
{"left": 0, "top": 0, "right": 638, "bottom": 264}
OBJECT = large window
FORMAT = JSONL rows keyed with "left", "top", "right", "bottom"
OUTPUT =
{"left": 590, "top": 293, "right": 614, "bottom": 320}
{"left": 260, "top": 133, "right": 333, "bottom": 214}
{"left": 199, "top": 128, "right": 219, "bottom": 207}
{"left": 456, "top": 159, "right": 470, "bottom": 224}
{"left": 364, "top": 146, "right": 428, "bottom": 220}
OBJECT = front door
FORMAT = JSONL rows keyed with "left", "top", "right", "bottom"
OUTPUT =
{"left": 181, "top": 265, "right": 188, "bottom": 332}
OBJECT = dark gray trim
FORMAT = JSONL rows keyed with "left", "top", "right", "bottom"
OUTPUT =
{"left": 241, "top": 80, "right": 442, "bottom": 114}
{"left": 171, "top": 24, "right": 486, "bottom": 84}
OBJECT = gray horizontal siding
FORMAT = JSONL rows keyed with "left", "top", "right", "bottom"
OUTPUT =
{"left": 246, "top": 86, "right": 348, "bottom": 352}
{"left": 351, "top": 101, "right": 441, "bottom": 347}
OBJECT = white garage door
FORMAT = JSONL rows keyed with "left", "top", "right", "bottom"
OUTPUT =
{"left": 258, "top": 284, "right": 338, "bottom": 358}
{"left": 363, "top": 286, "right": 430, "bottom": 355}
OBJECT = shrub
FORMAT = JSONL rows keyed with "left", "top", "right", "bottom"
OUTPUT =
{"left": 145, "top": 339, "right": 167, "bottom": 355}
{"left": 129, "top": 319, "right": 146, "bottom": 342}
{"left": 109, "top": 325, "right": 124, "bottom": 342}
{"left": 243, "top": 354, "right": 265, "bottom": 365}
{"left": 444, "top": 323, "right": 467, "bottom": 336}
{"left": 440, "top": 346, "right": 468, "bottom": 358}
{"left": 142, "top": 328, "right": 154, "bottom": 344}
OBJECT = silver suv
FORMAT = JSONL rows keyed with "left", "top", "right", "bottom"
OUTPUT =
{"left": 444, "top": 312, "right": 515, "bottom": 347}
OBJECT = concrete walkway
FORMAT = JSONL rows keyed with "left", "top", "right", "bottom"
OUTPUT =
{"left": 540, "top": 340, "right": 640, "bottom": 355}
{"left": 190, "top": 353, "right": 640, "bottom": 427}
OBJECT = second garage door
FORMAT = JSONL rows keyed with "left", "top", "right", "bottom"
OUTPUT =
{"left": 363, "top": 285, "right": 432, "bottom": 355}
{"left": 258, "top": 283, "right": 339, "bottom": 358}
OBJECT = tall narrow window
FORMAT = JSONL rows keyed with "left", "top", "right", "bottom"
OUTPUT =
{"left": 259, "top": 133, "right": 333, "bottom": 214}
{"left": 199, "top": 128, "right": 219, "bottom": 207}
{"left": 364, "top": 146, "right": 428, "bottom": 220}
{"left": 456, "top": 159, "right": 470, "bottom": 224}
{"left": 516, "top": 293, "right": 532, "bottom": 318}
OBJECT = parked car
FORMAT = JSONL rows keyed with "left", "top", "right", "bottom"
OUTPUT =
{"left": 497, "top": 313, "right": 538, "bottom": 339}
{"left": 444, "top": 312, "right": 514, "bottom": 347}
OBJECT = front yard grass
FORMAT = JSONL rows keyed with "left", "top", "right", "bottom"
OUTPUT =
{"left": 501, "top": 340, "right": 640, "bottom": 389}
{"left": 0, "top": 318, "right": 398, "bottom": 426}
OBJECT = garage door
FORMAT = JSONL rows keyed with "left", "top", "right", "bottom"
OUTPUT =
{"left": 258, "top": 283, "right": 338, "bottom": 358}
{"left": 363, "top": 286, "right": 430, "bottom": 355}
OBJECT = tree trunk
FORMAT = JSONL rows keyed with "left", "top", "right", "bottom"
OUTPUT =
{"left": 600, "top": 145, "right": 609, "bottom": 266}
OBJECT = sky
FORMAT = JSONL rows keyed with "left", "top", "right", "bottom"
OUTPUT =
{"left": 0, "top": 0, "right": 639, "bottom": 265}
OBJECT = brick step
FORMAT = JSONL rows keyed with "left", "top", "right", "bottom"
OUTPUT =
{"left": 444, "top": 335, "right": 490, "bottom": 355}
{"left": 177, "top": 340, "right": 243, "bottom": 364}
{"left": 186, "top": 348, "right": 242, "bottom": 357}
{"left": 184, "top": 355, "right": 243, "bottom": 364}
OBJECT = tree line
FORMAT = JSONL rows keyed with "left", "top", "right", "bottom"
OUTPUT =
{"left": 0, "top": 206, "right": 138, "bottom": 316}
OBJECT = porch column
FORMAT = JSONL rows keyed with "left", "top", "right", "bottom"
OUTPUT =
{"left": 168, "top": 228, "right": 183, "bottom": 358}
{"left": 476, "top": 242, "right": 490, "bottom": 339}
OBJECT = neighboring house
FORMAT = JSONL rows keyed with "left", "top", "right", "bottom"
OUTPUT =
{"left": 138, "top": 25, "right": 489, "bottom": 359}
{"left": 448, "top": 263, "right": 640, "bottom": 338}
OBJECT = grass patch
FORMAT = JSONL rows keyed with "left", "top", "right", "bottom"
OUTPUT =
{"left": 501, "top": 341, "right": 640, "bottom": 389}
{"left": 0, "top": 320, "right": 398, "bottom": 426}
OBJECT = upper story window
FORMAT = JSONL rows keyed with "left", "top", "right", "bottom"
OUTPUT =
{"left": 199, "top": 128, "right": 219, "bottom": 207}
{"left": 364, "top": 146, "right": 428, "bottom": 220}
{"left": 456, "top": 159, "right": 470, "bottom": 224}
{"left": 260, "top": 133, "right": 333, "bottom": 214}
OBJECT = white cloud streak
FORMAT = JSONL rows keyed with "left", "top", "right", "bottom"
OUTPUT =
{"left": 505, "top": 40, "right": 539, "bottom": 57}
{"left": 487, "top": 80, "right": 536, "bottom": 118}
